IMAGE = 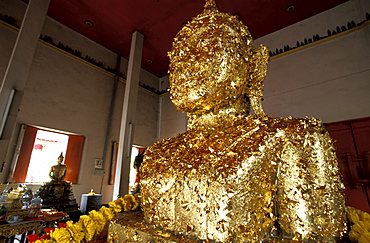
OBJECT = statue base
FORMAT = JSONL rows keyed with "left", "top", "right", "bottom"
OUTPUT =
{"left": 108, "top": 212, "right": 303, "bottom": 243}
{"left": 108, "top": 211, "right": 199, "bottom": 242}
{"left": 35, "top": 181, "right": 81, "bottom": 221}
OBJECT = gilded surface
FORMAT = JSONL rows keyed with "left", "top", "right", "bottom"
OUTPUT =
{"left": 108, "top": 212, "right": 199, "bottom": 243}
{"left": 140, "top": 0, "right": 347, "bottom": 242}
{"left": 5, "top": 209, "right": 28, "bottom": 221}
{"left": 0, "top": 220, "right": 41, "bottom": 237}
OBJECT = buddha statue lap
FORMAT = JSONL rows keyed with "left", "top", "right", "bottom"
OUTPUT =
{"left": 140, "top": 0, "right": 347, "bottom": 242}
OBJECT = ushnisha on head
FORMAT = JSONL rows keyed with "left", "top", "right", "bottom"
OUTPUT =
{"left": 57, "top": 152, "right": 64, "bottom": 164}
{"left": 168, "top": 0, "right": 269, "bottom": 124}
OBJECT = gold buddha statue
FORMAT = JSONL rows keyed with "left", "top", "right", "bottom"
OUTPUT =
{"left": 140, "top": 0, "right": 346, "bottom": 242}
{"left": 49, "top": 152, "right": 67, "bottom": 181}
{"left": 36, "top": 152, "right": 80, "bottom": 220}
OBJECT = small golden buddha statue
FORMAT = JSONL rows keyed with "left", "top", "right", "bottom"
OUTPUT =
{"left": 141, "top": 0, "right": 346, "bottom": 242}
{"left": 49, "top": 152, "right": 67, "bottom": 181}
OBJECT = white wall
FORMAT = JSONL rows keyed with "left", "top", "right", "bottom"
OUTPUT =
{"left": 262, "top": 28, "right": 370, "bottom": 122}
{"left": 159, "top": 93, "right": 187, "bottom": 140}
{"left": 257, "top": 0, "right": 370, "bottom": 122}
{"left": 158, "top": 76, "right": 187, "bottom": 140}
{"left": 0, "top": 0, "right": 160, "bottom": 204}
{"left": 254, "top": 0, "right": 370, "bottom": 52}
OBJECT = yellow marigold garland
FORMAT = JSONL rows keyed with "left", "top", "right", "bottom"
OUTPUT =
{"left": 79, "top": 215, "right": 96, "bottom": 242}
{"left": 27, "top": 194, "right": 140, "bottom": 242}
{"left": 88, "top": 210, "right": 106, "bottom": 234}
{"left": 108, "top": 201, "right": 122, "bottom": 213}
{"left": 122, "top": 194, "right": 139, "bottom": 211}
{"left": 66, "top": 221, "right": 85, "bottom": 242}
{"left": 347, "top": 206, "right": 370, "bottom": 243}
{"left": 50, "top": 227, "right": 72, "bottom": 243}
{"left": 99, "top": 206, "right": 115, "bottom": 220}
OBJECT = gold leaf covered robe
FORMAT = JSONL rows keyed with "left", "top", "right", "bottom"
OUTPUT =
{"left": 141, "top": 116, "right": 346, "bottom": 242}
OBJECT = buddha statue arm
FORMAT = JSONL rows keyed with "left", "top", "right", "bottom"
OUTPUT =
{"left": 275, "top": 119, "right": 346, "bottom": 241}
{"left": 49, "top": 167, "right": 55, "bottom": 180}
{"left": 60, "top": 166, "right": 66, "bottom": 180}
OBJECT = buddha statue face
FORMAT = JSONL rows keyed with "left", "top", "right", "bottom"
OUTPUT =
{"left": 169, "top": 5, "right": 254, "bottom": 115}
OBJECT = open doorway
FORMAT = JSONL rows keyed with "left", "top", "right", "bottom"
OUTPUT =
{"left": 109, "top": 143, "right": 145, "bottom": 193}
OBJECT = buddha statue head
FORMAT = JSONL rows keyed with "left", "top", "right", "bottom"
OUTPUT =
{"left": 57, "top": 152, "right": 64, "bottom": 164}
{"left": 168, "top": 0, "right": 269, "bottom": 128}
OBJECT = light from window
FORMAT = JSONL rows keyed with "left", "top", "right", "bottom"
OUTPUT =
{"left": 129, "top": 146, "right": 140, "bottom": 187}
{"left": 25, "top": 130, "right": 69, "bottom": 183}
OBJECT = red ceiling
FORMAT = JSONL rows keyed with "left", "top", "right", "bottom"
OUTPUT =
{"left": 44, "top": 0, "right": 348, "bottom": 78}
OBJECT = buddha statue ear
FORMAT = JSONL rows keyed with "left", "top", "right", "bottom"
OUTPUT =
{"left": 247, "top": 44, "right": 270, "bottom": 117}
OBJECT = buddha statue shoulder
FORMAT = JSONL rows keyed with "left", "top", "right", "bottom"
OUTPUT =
{"left": 49, "top": 152, "right": 67, "bottom": 181}
{"left": 140, "top": 0, "right": 347, "bottom": 242}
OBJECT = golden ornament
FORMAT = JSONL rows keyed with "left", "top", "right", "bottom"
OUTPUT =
{"left": 141, "top": 0, "right": 347, "bottom": 242}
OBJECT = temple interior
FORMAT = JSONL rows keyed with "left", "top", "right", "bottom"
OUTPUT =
{"left": 0, "top": 0, "right": 370, "bottom": 241}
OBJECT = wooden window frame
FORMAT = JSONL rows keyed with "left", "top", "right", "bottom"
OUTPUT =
{"left": 12, "top": 125, "right": 84, "bottom": 184}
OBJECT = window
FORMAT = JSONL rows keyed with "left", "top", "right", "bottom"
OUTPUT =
{"left": 26, "top": 130, "right": 68, "bottom": 182}
{"left": 11, "top": 125, "right": 84, "bottom": 184}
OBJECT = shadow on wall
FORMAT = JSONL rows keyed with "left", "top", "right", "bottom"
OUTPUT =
{"left": 0, "top": 13, "right": 168, "bottom": 96}
{"left": 269, "top": 12, "right": 370, "bottom": 57}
